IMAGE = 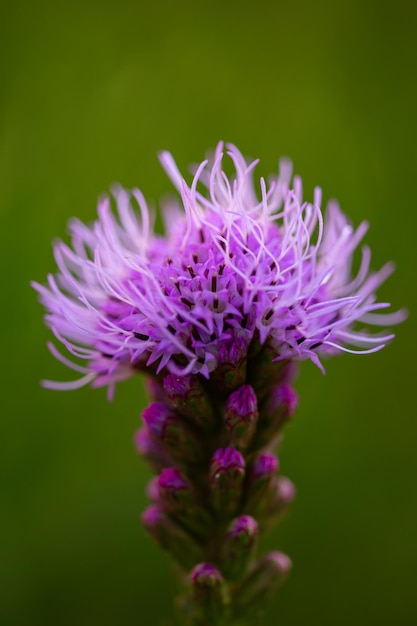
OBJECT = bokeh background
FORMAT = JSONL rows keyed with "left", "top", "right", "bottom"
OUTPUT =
{"left": 1, "top": 1, "right": 416, "bottom": 624}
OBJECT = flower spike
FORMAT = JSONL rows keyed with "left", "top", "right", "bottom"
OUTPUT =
{"left": 33, "top": 144, "right": 405, "bottom": 624}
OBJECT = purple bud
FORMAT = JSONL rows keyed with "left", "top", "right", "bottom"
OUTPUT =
{"left": 146, "top": 477, "right": 160, "bottom": 502}
{"left": 210, "top": 448, "right": 246, "bottom": 479}
{"left": 245, "top": 453, "right": 279, "bottom": 513}
{"left": 141, "top": 503, "right": 164, "bottom": 528}
{"left": 255, "top": 476, "right": 296, "bottom": 527}
{"left": 228, "top": 336, "right": 248, "bottom": 366}
{"left": 189, "top": 563, "right": 228, "bottom": 624}
{"left": 158, "top": 468, "right": 211, "bottom": 537}
{"left": 191, "top": 562, "right": 223, "bottom": 587}
{"left": 211, "top": 338, "right": 248, "bottom": 391}
{"left": 234, "top": 550, "right": 292, "bottom": 611}
{"left": 141, "top": 504, "right": 203, "bottom": 570}
{"left": 162, "top": 374, "right": 215, "bottom": 431}
{"left": 158, "top": 467, "right": 192, "bottom": 509}
{"left": 271, "top": 384, "right": 298, "bottom": 417}
{"left": 163, "top": 374, "right": 192, "bottom": 398}
{"left": 220, "top": 515, "right": 258, "bottom": 580}
{"left": 217, "top": 343, "right": 229, "bottom": 365}
{"left": 159, "top": 466, "right": 188, "bottom": 490}
{"left": 252, "top": 453, "right": 279, "bottom": 478}
{"left": 209, "top": 448, "right": 245, "bottom": 517}
{"left": 229, "top": 514, "right": 258, "bottom": 536}
{"left": 268, "top": 551, "right": 292, "bottom": 574}
{"left": 141, "top": 401, "right": 202, "bottom": 464}
{"left": 254, "top": 384, "right": 298, "bottom": 449}
{"left": 224, "top": 385, "right": 259, "bottom": 450}
{"left": 270, "top": 476, "right": 297, "bottom": 514}
{"left": 142, "top": 402, "right": 175, "bottom": 438}
{"left": 134, "top": 425, "right": 172, "bottom": 471}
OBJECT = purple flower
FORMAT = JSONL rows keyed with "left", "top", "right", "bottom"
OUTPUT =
{"left": 32, "top": 143, "right": 406, "bottom": 622}
{"left": 32, "top": 143, "right": 405, "bottom": 399}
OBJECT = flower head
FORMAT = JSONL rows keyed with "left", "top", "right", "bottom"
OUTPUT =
{"left": 32, "top": 143, "right": 404, "bottom": 398}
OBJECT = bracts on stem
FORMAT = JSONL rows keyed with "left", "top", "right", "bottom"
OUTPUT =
{"left": 138, "top": 355, "right": 297, "bottom": 625}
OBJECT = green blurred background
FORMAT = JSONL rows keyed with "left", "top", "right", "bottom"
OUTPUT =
{"left": 1, "top": 1, "right": 416, "bottom": 624}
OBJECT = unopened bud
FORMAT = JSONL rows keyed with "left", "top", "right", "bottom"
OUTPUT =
{"left": 245, "top": 453, "right": 279, "bottom": 512}
{"left": 134, "top": 425, "right": 172, "bottom": 471}
{"left": 234, "top": 551, "right": 292, "bottom": 611}
{"left": 268, "top": 384, "right": 298, "bottom": 421}
{"left": 158, "top": 467, "right": 192, "bottom": 509}
{"left": 254, "top": 384, "right": 298, "bottom": 448}
{"left": 141, "top": 504, "right": 203, "bottom": 570}
{"left": 142, "top": 402, "right": 202, "bottom": 464}
{"left": 209, "top": 448, "right": 245, "bottom": 517}
{"left": 224, "top": 385, "right": 258, "bottom": 450}
{"left": 213, "top": 336, "right": 248, "bottom": 391}
{"left": 188, "top": 563, "right": 229, "bottom": 625}
{"left": 228, "top": 335, "right": 248, "bottom": 367}
{"left": 158, "top": 467, "right": 210, "bottom": 536}
{"left": 163, "top": 374, "right": 216, "bottom": 431}
{"left": 255, "top": 476, "right": 296, "bottom": 527}
{"left": 220, "top": 515, "right": 258, "bottom": 581}
{"left": 267, "top": 476, "right": 296, "bottom": 517}
{"left": 146, "top": 476, "right": 160, "bottom": 502}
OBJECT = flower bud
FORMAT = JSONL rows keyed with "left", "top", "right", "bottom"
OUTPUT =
{"left": 141, "top": 504, "right": 203, "bottom": 570}
{"left": 157, "top": 467, "right": 211, "bottom": 536}
{"left": 209, "top": 448, "right": 245, "bottom": 517}
{"left": 134, "top": 425, "right": 172, "bottom": 471}
{"left": 255, "top": 476, "right": 296, "bottom": 528}
{"left": 244, "top": 453, "right": 279, "bottom": 512}
{"left": 211, "top": 336, "right": 248, "bottom": 391}
{"left": 146, "top": 476, "right": 160, "bottom": 502}
{"left": 267, "top": 476, "right": 296, "bottom": 518}
{"left": 267, "top": 384, "right": 298, "bottom": 421}
{"left": 254, "top": 384, "right": 298, "bottom": 448}
{"left": 162, "top": 374, "right": 216, "bottom": 431}
{"left": 158, "top": 467, "right": 192, "bottom": 510}
{"left": 220, "top": 515, "right": 258, "bottom": 581}
{"left": 224, "top": 385, "right": 258, "bottom": 450}
{"left": 188, "top": 563, "right": 229, "bottom": 625}
{"left": 234, "top": 551, "right": 292, "bottom": 611}
{"left": 142, "top": 401, "right": 203, "bottom": 464}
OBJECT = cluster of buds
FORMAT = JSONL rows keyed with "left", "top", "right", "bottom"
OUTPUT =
{"left": 138, "top": 359, "right": 297, "bottom": 624}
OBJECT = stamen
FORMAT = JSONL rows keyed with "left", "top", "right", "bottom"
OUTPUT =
{"left": 180, "top": 296, "right": 194, "bottom": 309}
{"left": 211, "top": 272, "right": 218, "bottom": 292}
